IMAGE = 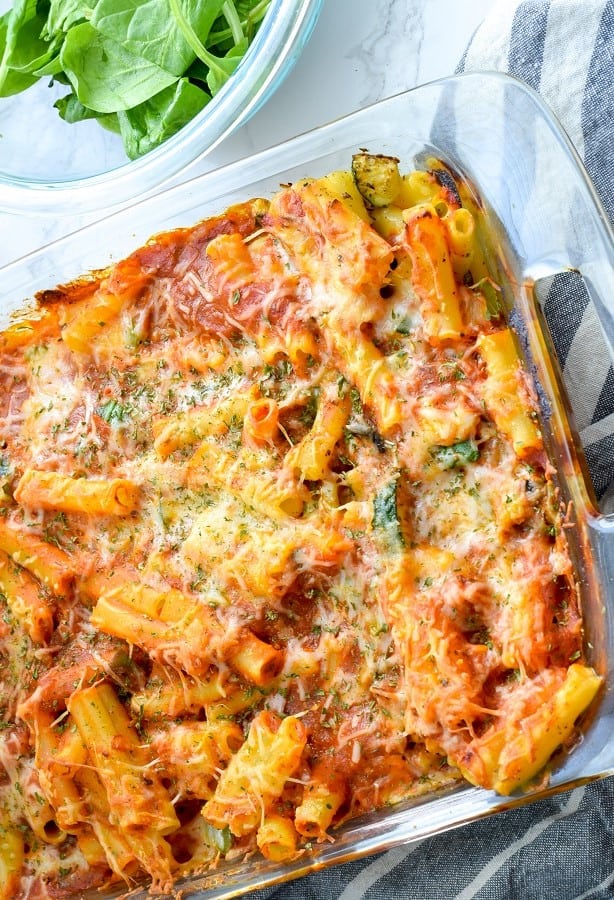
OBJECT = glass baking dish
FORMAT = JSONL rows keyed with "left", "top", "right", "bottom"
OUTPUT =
{"left": 1, "top": 71, "right": 613, "bottom": 899}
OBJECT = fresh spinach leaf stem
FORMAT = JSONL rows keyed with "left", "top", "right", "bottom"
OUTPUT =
{"left": 209, "top": 0, "right": 270, "bottom": 43}
{"left": 221, "top": 1, "right": 244, "bottom": 44}
{"left": 168, "top": 0, "right": 236, "bottom": 87}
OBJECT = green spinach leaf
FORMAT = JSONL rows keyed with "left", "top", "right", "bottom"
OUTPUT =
{"left": 0, "top": 1, "right": 59, "bottom": 92}
{"left": 0, "top": 11, "right": 37, "bottom": 95}
{"left": 54, "top": 92, "right": 121, "bottom": 134}
{"left": 117, "top": 77, "right": 210, "bottom": 159}
{"left": 431, "top": 440, "right": 480, "bottom": 470}
{"left": 92, "top": 0, "right": 226, "bottom": 77}
{"left": 205, "top": 37, "right": 247, "bottom": 94}
{"left": 372, "top": 478, "right": 404, "bottom": 552}
{"left": 471, "top": 277, "right": 504, "bottom": 319}
{"left": 187, "top": 37, "right": 247, "bottom": 95}
{"left": 60, "top": 21, "right": 178, "bottom": 113}
{"left": 43, "top": 0, "right": 95, "bottom": 41}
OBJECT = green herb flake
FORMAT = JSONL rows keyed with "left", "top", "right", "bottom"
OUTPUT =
{"left": 97, "top": 398, "right": 127, "bottom": 424}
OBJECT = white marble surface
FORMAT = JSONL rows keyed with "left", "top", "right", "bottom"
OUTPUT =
{"left": 1, "top": 0, "right": 495, "bottom": 268}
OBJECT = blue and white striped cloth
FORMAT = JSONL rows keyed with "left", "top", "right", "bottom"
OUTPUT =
{"left": 252, "top": 3, "right": 614, "bottom": 898}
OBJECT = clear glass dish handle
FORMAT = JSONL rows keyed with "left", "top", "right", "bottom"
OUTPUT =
{"left": 433, "top": 74, "right": 614, "bottom": 514}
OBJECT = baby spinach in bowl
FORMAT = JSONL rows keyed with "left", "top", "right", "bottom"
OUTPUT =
{"left": 0, "top": 0, "right": 322, "bottom": 214}
{"left": 0, "top": 0, "right": 272, "bottom": 159}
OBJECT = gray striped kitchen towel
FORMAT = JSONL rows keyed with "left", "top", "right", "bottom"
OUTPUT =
{"left": 249, "top": 3, "right": 614, "bottom": 899}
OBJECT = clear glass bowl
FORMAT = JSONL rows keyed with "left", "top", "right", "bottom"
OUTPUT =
{"left": 1, "top": 72, "right": 613, "bottom": 898}
{"left": 0, "top": 0, "right": 323, "bottom": 215}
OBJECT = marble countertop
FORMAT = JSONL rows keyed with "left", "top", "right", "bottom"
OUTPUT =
{"left": 1, "top": 0, "right": 495, "bottom": 267}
